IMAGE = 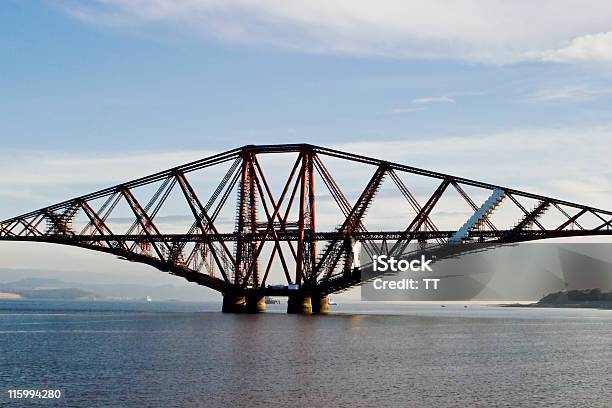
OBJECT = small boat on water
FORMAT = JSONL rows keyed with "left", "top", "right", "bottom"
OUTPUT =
{"left": 265, "top": 297, "right": 281, "bottom": 305}
{"left": 328, "top": 298, "right": 337, "bottom": 306}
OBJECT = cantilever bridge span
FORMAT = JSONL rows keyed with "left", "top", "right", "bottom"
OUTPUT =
{"left": 1, "top": 144, "right": 611, "bottom": 313}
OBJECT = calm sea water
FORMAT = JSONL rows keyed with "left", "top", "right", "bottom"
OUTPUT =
{"left": 0, "top": 300, "right": 610, "bottom": 407}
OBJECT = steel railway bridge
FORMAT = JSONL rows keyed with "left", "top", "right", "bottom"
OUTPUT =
{"left": 1, "top": 144, "right": 611, "bottom": 313}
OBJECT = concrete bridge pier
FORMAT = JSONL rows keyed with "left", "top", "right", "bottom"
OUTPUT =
{"left": 287, "top": 294, "right": 313, "bottom": 314}
{"left": 312, "top": 293, "right": 329, "bottom": 315}
{"left": 287, "top": 292, "right": 329, "bottom": 314}
{"left": 222, "top": 293, "right": 247, "bottom": 313}
{"left": 223, "top": 291, "right": 326, "bottom": 314}
{"left": 246, "top": 294, "right": 266, "bottom": 313}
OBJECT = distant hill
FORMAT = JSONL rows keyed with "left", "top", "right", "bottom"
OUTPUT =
{"left": 11, "top": 288, "right": 99, "bottom": 300}
{"left": 538, "top": 288, "right": 612, "bottom": 304}
{"left": 0, "top": 278, "right": 101, "bottom": 300}
{"left": 505, "top": 288, "right": 612, "bottom": 309}
{"left": 0, "top": 277, "right": 215, "bottom": 301}
{"left": 1, "top": 277, "right": 70, "bottom": 291}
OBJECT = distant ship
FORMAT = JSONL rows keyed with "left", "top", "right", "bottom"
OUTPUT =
{"left": 146, "top": 296, "right": 153, "bottom": 302}
{"left": 328, "top": 298, "right": 337, "bottom": 306}
{"left": 265, "top": 297, "right": 280, "bottom": 305}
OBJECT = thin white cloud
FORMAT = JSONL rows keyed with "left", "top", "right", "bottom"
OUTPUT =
{"left": 540, "top": 31, "right": 612, "bottom": 62}
{"left": 335, "top": 127, "right": 612, "bottom": 210}
{"left": 0, "top": 150, "right": 212, "bottom": 187}
{"left": 2, "top": 127, "right": 612, "bottom": 215}
{"left": 57, "top": 0, "right": 612, "bottom": 63}
{"left": 411, "top": 96, "right": 455, "bottom": 104}
{"left": 391, "top": 95, "right": 454, "bottom": 113}
{"left": 529, "top": 86, "right": 612, "bottom": 102}
{"left": 390, "top": 107, "right": 426, "bottom": 114}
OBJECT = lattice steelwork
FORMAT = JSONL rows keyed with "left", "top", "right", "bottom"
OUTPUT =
{"left": 1, "top": 144, "right": 611, "bottom": 303}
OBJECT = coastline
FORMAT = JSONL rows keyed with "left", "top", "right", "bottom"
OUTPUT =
{"left": 502, "top": 301, "right": 612, "bottom": 310}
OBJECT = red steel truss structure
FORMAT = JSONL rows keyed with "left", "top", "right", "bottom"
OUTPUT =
{"left": 1, "top": 144, "right": 611, "bottom": 311}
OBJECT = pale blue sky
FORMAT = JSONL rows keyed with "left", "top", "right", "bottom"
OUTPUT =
{"left": 3, "top": 1, "right": 612, "bottom": 153}
{"left": 2, "top": 1, "right": 612, "bottom": 290}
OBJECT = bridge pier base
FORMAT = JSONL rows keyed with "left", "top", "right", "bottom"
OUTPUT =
{"left": 312, "top": 294, "right": 329, "bottom": 315}
{"left": 222, "top": 294, "right": 247, "bottom": 313}
{"left": 246, "top": 294, "right": 266, "bottom": 313}
{"left": 287, "top": 295, "right": 312, "bottom": 314}
{"left": 287, "top": 293, "right": 329, "bottom": 315}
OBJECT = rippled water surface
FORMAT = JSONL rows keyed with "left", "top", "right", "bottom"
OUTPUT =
{"left": 0, "top": 301, "right": 610, "bottom": 407}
